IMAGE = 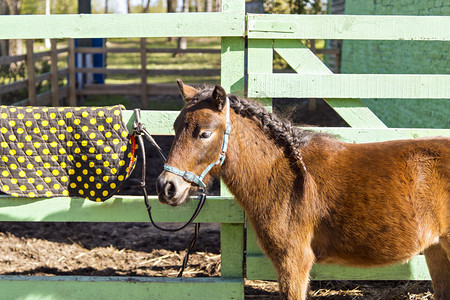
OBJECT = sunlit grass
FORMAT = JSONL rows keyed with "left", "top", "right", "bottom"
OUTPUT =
{"left": 104, "top": 37, "right": 221, "bottom": 85}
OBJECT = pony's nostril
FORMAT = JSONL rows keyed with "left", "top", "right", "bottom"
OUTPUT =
{"left": 156, "top": 176, "right": 165, "bottom": 195}
{"left": 164, "top": 182, "right": 177, "bottom": 198}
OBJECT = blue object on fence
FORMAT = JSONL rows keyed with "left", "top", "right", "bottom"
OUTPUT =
{"left": 92, "top": 38, "right": 105, "bottom": 84}
{"left": 74, "top": 38, "right": 106, "bottom": 85}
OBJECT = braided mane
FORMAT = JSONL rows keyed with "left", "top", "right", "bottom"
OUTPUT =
{"left": 229, "top": 94, "right": 316, "bottom": 154}
{"left": 228, "top": 94, "right": 318, "bottom": 169}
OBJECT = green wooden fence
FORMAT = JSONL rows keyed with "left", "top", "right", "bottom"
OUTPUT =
{"left": 0, "top": 0, "right": 449, "bottom": 298}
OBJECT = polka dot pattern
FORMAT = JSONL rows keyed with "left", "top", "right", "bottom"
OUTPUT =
{"left": 0, "top": 105, "right": 136, "bottom": 202}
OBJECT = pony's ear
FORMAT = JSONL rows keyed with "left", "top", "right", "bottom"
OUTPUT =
{"left": 177, "top": 79, "right": 199, "bottom": 102}
{"left": 212, "top": 85, "right": 227, "bottom": 111}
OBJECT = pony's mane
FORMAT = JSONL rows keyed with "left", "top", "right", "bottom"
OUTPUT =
{"left": 194, "top": 86, "right": 327, "bottom": 163}
{"left": 228, "top": 94, "right": 315, "bottom": 162}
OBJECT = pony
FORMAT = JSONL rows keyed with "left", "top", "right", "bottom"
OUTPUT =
{"left": 156, "top": 80, "right": 450, "bottom": 299}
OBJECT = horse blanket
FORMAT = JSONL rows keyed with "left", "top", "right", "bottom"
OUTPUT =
{"left": 0, "top": 105, "right": 136, "bottom": 202}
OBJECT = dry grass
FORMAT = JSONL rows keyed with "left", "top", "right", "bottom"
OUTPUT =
{"left": 244, "top": 279, "right": 434, "bottom": 299}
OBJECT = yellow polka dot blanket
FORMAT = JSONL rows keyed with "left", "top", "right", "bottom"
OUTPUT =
{"left": 0, "top": 105, "right": 136, "bottom": 202}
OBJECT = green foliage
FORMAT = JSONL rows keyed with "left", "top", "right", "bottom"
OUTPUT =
{"left": 264, "top": 0, "right": 323, "bottom": 14}
{"left": 21, "top": 0, "right": 77, "bottom": 15}
{"left": 0, "top": 58, "right": 55, "bottom": 105}
{"left": 0, "top": 62, "right": 25, "bottom": 85}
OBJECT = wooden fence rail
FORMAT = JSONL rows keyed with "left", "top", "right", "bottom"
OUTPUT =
{"left": 0, "top": 39, "right": 72, "bottom": 106}
{"left": 1, "top": 37, "right": 337, "bottom": 108}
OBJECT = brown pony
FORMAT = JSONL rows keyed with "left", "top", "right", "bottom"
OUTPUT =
{"left": 156, "top": 81, "right": 450, "bottom": 299}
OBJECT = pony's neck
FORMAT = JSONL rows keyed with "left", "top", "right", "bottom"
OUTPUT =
{"left": 220, "top": 111, "right": 302, "bottom": 213}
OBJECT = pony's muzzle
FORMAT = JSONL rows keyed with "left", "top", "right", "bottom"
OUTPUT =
{"left": 156, "top": 171, "right": 191, "bottom": 206}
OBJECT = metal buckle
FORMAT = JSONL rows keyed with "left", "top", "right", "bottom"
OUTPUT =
{"left": 182, "top": 171, "right": 197, "bottom": 183}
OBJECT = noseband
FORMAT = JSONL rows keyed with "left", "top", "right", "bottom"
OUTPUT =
{"left": 163, "top": 97, "right": 231, "bottom": 189}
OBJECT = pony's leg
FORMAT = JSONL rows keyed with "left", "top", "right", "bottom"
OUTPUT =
{"left": 424, "top": 239, "right": 450, "bottom": 300}
{"left": 273, "top": 246, "right": 315, "bottom": 300}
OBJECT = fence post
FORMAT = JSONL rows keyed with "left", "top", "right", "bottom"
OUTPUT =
{"left": 26, "top": 39, "right": 36, "bottom": 106}
{"left": 50, "top": 39, "right": 59, "bottom": 106}
{"left": 68, "top": 38, "right": 77, "bottom": 106}
{"left": 220, "top": 0, "right": 245, "bottom": 285}
{"left": 140, "top": 38, "right": 148, "bottom": 109}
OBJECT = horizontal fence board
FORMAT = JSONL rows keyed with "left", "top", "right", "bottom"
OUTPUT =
{"left": 75, "top": 47, "right": 220, "bottom": 54}
{"left": 0, "top": 79, "right": 28, "bottom": 94}
{"left": 0, "top": 276, "right": 244, "bottom": 300}
{"left": 248, "top": 73, "right": 450, "bottom": 99}
{"left": 123, "top": 110, "right": 178, "bottom": 135}
{"left": 122, "top": 110, "right": 450, "bottom": 137}
{"left": 35, "top": 68, "right": 69, "bottom": 85}
{"left": 34, "top": 47, "right": 69, "bottom": 60}
{"left": 0, "top": 13, "right": 244, "bottom": 39}
{"left": 246, "top": 255, "right": 430, "bottom": 280}
{"left": 0, "top": 195, "right": 243, "bottom": 223}
{"left": 1, "top": 69, "right": 68, "bottom": 96}
{"left": 14, "top": 85, "right": 68, "bottom": 106}
{"left": 79, "top": 83, "right": 180, "bottom": 96}
{"left": 76, "top": 67, "right": 220, "bottom": 76}
{"left": 248, "top": 14, "right": 450, "bottom": 40}
{"left": 0, "top": 54, "right": 26, "bottom": 65}
{"left": 314, "top": 128, "right": 450, "bottom": 142}
{"left": 0, "top": 48, "right": 68, "bottom": 65}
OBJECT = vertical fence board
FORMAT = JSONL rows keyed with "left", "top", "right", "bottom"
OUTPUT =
{"left": 219, "top": 1, "right": 245, "bottom": 296}
{"left": 248, "top": 39, "right": 273, "bottom": 111}
{"left": 50, "top": 39, "right": 59, "bottom": 106}
{"left": 220, "top": 223, "right": 245, "bottom": 281}
{"left": 68, "top": 38, "right": 76, "bottom": 106}
{"left": 26, "top": 39, "right": 36, "bottom": 106}
{"left": 140, "top": 38, "right": 148, "bottom": 109}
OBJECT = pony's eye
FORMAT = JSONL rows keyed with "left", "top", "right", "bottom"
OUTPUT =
{"left": 200, "top": 131, "right": 212, "bottom": 139}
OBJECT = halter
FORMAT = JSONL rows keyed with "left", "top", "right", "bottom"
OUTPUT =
{"left": 133, "top": 103, "right": 230, "bottom": 277}
{"left": 163, "top": 97, "right": 231, "bottom": 189}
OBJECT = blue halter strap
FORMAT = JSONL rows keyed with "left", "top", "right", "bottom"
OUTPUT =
{"left": 164, "top": 97, "right": 231, "bottom": 189}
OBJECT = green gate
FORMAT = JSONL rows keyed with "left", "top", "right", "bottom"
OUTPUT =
{"left": 0, "top": 1, "right": 449, "bottom": 299}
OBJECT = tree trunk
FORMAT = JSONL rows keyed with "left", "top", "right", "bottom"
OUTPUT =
{"left": 215, "top": 0, "right": 221, "bottom": 12}
{"left": 127, "top": 0, "right": 131, "bottom": 13}
{"left": 205, "top": 0, "right": 212, "bottom": 12}
{"left": 105, "top": 0, "right": 109, "bottom": 13}
{"left": 3, "top": 0, "right": 23, "bottom": 55}
{"left": 167, "top": 0, "right": 177, "bottom": 41}
{"left": 45, "top": 0, "right": 51, "bottom": 48}
{"left": 167, "top": 0, "right": 177, "bottom": 12}
{"left": 175, "top": 0, "right": 189, "bottom": 54}
{"left": 143, "top": 0, "right": 151, "bottom": 13}
{"left": 0, "top": 1, "right": 8, "bottom": 56}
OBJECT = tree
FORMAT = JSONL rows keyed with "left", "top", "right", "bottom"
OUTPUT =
{"left": 264, "top": 0, "right": 322, "bottom": 15}
{"left": 175, "top": 0, "right": 189, "bottom": 54}
{"left": 127, "top": 0, "right": 131, "bottom": 13}
{"left": 1, "top": 0, "right": 23, "bottom": 56}
{"left": 143, "top": 0, "right": 151, "bottom": 13}
{"left": 167, "top": 0, "right": 176, "bottom": 13}
{"left": 204, "top": 0, "right": 212, "bottom": 12}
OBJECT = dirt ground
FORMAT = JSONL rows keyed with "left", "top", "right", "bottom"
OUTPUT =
{"left": 0, "top": 98, "right": 436, "bottom": 299}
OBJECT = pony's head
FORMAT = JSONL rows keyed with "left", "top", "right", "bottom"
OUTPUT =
{"left": 156, "top": 80, "right": 230, "bottom": 206}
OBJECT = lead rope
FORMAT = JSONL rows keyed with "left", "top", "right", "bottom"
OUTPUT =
{"left": 133, "top": 108, "right": 206, "bottom": 277}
